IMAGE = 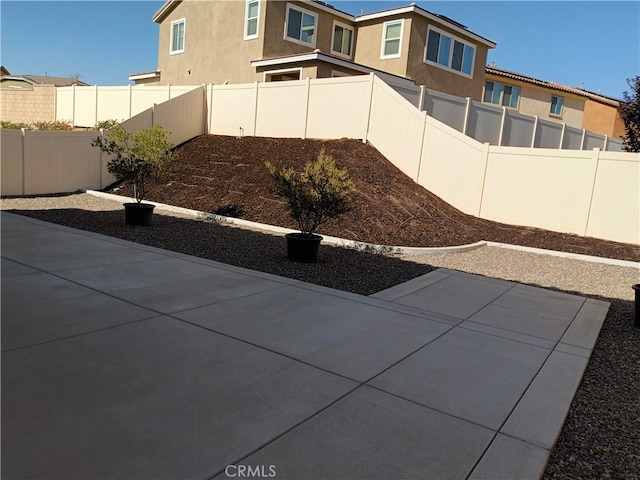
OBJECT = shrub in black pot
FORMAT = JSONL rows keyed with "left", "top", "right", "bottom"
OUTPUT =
{"left": 266, "top": 148, "right": 355, "bottom": 262}
{"left": 93, "top": 124, "right": 173, "bottom": 226}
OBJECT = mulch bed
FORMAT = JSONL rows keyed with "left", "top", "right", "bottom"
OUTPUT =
{"left": 111, "top": 135, "right": 639, "bottom": 262}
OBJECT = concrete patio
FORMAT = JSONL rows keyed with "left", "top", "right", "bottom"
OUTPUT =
{"left": 1, "top": 212, "right": 609, "bottom": 479}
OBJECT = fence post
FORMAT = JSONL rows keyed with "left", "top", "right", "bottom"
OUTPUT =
{"left": 71, "top": 84, "right": 76, "bottom": 127}
{"left": 477, "top": 142, "right": 491, "bottom": 218}
{"left": 253, "top": 81, "right": 259, "bottom": 136}
{"left": 94, "top": 85, "right": 99, "bottom": 127}
{"left": 415, "top": 111, "right": 429, "bottom": 183}
{"left": 208, "top": 83, "right": 214, "bottom": 135}
{"left": 583, "top": 147, "right": 601, "bottom": 236}
{"left": 462, "top": 97, "right": 471, "bottom": 135}
{"left": 580, "top": 129, "right": 586, "bottom": 150}
{"left": 498, "top": 107, "right": 507, "bottom": 146}
{"left": 152, "top": 104, "right": 156, "bottom": 126}
{"left": 603, "top": 135, "right": 609, "bottom": 151}
{"left": 418, "top": 85, "right": 426, "bottom": 112}
{"left": 363, "top": 72, "right": 376, "bottom": 143}
{"left": 559, "top": 122, "right": 566, "bottom": 149}
{"left": 530, "top": 116, "right": 539, "bottom": 148}
{"left": 302, "top": 77, "right": 311, "bottom": 140}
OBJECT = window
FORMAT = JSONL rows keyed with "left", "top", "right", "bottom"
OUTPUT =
{"left": 285, "top": 4, "right": 317, "bottom": 47}
{"left": 170, "top": 19, "right": 185, "bottom": 54}
{"left": 264, "top": 68, "right": 302, "bottom": 82}
{"left": 483, "top": 81, "right": 520, "bottom": 108}
{"left": 550, "top": 95, "right": 564, "bottom": 116}
{"left": 244, "top": 0, "right": 259, "bottom": 40}
{"left": 425, "top": 27, "right": 475, "bottom": 76}
{"left": 331, "top": 22, "right": 354, "bottom": 57}
{"left": 381, "top": 20, "right": 403, "bottom": 58}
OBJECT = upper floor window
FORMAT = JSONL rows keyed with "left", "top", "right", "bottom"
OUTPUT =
{"left": 331, "top": 21, "right": 354, "bottom": 57}
{"left": 425, "top": 26, "right": 475, "bottom": 76}
{"left": 170, "top": 18, "right": 185, "bottom": 54}
{"left": 381, "top": 20, "right": 403, "bottom": 59}
{"left": 484, "top": 81, "right": 520, "bottom": 108}
{"left": 285, "top": 4, "right": 317, "bottom": 47}
{"left": 550, "top": 95, "right": 564, "bottom": 116}
{"left": 244, "top": 0, "right": 260, "bottom": 40}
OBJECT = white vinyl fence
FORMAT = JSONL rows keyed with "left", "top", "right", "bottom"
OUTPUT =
{"left": 56, "top": 84, "right": 202, "bottom": 127}
{"left": 419, "top": 88, "right": 624, "bottom": 152}
{"left": 2, "top": 74, "right": 638, "bottom": 244}
{"left": 2, "top": 87, "right": 206, "bottom": 196}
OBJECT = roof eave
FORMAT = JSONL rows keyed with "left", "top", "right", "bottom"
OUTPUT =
{"left": 153, "top": 0, "right": 180, "bottom": 23}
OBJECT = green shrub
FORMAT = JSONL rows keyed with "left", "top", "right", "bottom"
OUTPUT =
{"left": 31, "top": 120, "right": 73, "bottom": 131}
{"left": 266, "top": 148, "right": 355, "bottom": 236}
{"left": 0, "top": 120, "right": 30, "bottom": 130}
{"left": 93, "top": 119, "right": 120, "bottom": 130}
{"left": 92, "top": 124, "right": 173, "bottom": 203}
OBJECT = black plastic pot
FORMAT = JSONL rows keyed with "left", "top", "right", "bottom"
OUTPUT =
{"left": 633, "top": 284, "right": 640, "bottom": 328}
{"left": 285, "top": 233, "right": 322, "bottom": 263}
{"left": 124, "top": 202, "right": 155, "bottom": 226}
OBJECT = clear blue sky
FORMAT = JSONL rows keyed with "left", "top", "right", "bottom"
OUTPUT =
{"left": 1, "top": 1, "right": 638, "bottom": 99}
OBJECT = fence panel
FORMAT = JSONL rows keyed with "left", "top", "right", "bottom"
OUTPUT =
{"left": 209, "top": 83, "right": 257, "bottom": 137}
{"left": 562, "top": 125, "right": 584, "bottom": 150}
{"left": 583, "top": 131, "right": 605, "bottom": 150}
{"left": 534, "top": 119, "right": 563, "bottom": 148}
{"left": 421, "top": 88, "right": 467, "bottom": 131}
{"left": 23, "top": 130, "right": 105, "bottom": 195}
{"left": 56, "top": 87, "right": 75, "bottom": 122}
{"left": 480, "top": 147, "right": 599, "bottom": 235}
{"left": 73, "top": 87, "right": 99, "bottom": 127}
{"left": 418, "top": 117, "right": 487, "bottom": 216}
{"left": 1, "top": 129, "right": 25, "bottom": 196}
{"left": 96, "top": 87, "right": 132, "bottom": 123}
{"left": 502, "top": 110, "right": 535, "bottom": 147}
{"left": 586, "top": 151, "right": 640, "bottom": 244}
{"left": 367, "top": 77, "right": 425, "bottom": 181}
{"left": 466, "top": 101, "right": 501, "bottom": 145}
{"left": 255, "top": 81, "right": 308, "bottom": 138}
{"left": 154, "top": 86, "right": 205, "bottom": 146}
{"left": 606, "top": 138, "right": 623, "bottom": 152}
{"left": 306, "top": 76, "right": 370, "bottom": 140}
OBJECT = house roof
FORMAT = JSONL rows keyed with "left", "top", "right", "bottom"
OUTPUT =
{"left": 152, "top": 0, "right": 496, "bottom": 48}
{"left": 486, "top": 66, "right": 620, "bottom": 106}
{"left": 0, "top": 73, "right": 88, "bottom": 87}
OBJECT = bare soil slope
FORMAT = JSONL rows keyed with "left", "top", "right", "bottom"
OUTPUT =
{"left": 111, "top": 135, "right": 639, "bottom": 262}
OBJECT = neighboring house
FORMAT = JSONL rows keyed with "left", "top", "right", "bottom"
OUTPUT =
{"left": 130, "top": 0, "right": 496, "bottom": 100}
{"left": 483, "top": 66, "right": 624, "bottom": 139}
{"left": 0, "top": 69, "right": 88, "bottom": 89}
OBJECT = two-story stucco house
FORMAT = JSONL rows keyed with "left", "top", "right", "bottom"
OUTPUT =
{"left": 130, "top": 0, "right": 496, "bottom": 101}
{"left": 483, "top": 66, "right": 624, "bottom": 139}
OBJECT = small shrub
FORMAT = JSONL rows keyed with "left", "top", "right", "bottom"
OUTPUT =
{"left": 93, "top": 119, "right": 120, "bottom": 130}
{"left": 32, "top": 120, "right": 73, "bottom": 131}
{"left": 0, "top": 120, "right": 30, "bottom": 130}
{"left": 266, "top": 148, "right": 355, "bottom": 236}
{"left": 213, "top": 203, "right": 245, "bottom": 218}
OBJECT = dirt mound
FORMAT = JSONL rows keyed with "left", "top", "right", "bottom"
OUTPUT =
{"left": 110, "top": 135, "right": 639, "bottom": 262}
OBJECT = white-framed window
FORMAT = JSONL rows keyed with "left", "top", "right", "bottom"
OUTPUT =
{"left": 425, "top": 26, "right": 475, "bottom": 77}
{"left": 284, "top": 3, "right": 317, "bottom": 47}
{"left": 263, "top": 68, "right": 302, "bottom": 82}
{"left": 550, "top": 95, "right": 564, "bottom": 116}
{"left": 380, "top": 20, "right": 403, "bottom": 59}
{"left": 170, "top": 18, "right": 185, "bottom": 54}
{"left": 244, "top": 0, "right": 260, "bottom": 40}
{"left": 331, "top": 21, "right": 354, "bottom": 58}
{"left": 483, "top": 81, "right": 520, "bottom": 108}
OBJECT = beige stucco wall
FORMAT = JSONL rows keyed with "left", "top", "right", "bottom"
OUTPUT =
{"left": 353, "top": 16, "right": 409, "bottom": 78}
{"left": 517, "top": 85, "right": 584, "bottom": 128}
{"left": 0, "top": 84, "right": 56, "bottom": 124}
{"left": 582, "top": 99, "right": 625, "bottom": 139}
{"left": 156, "top": 0, "right": 266, "bottom": 85}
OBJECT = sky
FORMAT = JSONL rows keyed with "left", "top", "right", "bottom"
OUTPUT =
{"left": 1, "top": 0, "right": 638, "bottom": 99}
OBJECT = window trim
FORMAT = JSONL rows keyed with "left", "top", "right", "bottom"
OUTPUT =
{"left": 284, "top": 3, "right": 318, "bottom": 48}
{"left": 424, "top": 25, "right": 476, "bottom": 78}
{"left": 169, "top": 18, "right": 186, "bottom": 55}
{"left": 380, "top": 20, "right": 404, "bottom": 59}
{"left": 550, "top": 95, "right": 564, "bottom": 117}
{"left": 330, "top": 20, "right": 354, "bottom": 59}
{"left": 263, "top": 67, "right": 303, "bottom": 82}
{"left": 244, "top": 0, "right": 260, "bottom": 40}
{"left": 483, "top": 81, "right": 520, "bottom": 109}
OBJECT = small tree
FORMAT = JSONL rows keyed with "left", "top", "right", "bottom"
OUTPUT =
{"left": 266, "top": 149, "right": 355, "bottom": 237}
{"left": 620, "top": 76, "right": 640, "bottom": 152}
{"left": 92, "top": 124, "right": 173, "bottom": 203}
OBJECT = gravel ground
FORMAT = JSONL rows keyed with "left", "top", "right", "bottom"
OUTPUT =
{"left": 2, "top": 193, "right": 639, "bottom": 479}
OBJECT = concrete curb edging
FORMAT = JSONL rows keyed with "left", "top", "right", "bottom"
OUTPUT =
{"left": 85, "top": 190, "right": 639, "bottom": 268}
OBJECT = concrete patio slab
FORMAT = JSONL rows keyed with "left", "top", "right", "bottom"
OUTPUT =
{"left": 1, "top": 212, "right": 610, "bottom": 480}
